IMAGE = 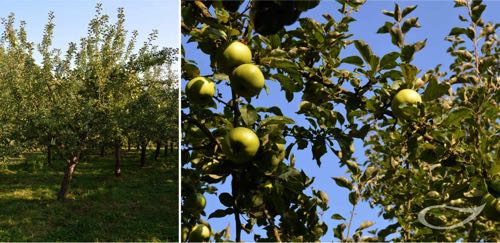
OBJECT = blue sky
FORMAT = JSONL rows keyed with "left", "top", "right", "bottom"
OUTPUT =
{"left": 0, "top": 0, "right": 179, "bottom": 59}
{"left": 182, "top": 0, "right": 500, "bottom": 241}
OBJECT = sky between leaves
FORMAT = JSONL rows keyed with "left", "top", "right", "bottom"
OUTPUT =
{"left": 181, "top": 0, "right": 500, "bottom": 241}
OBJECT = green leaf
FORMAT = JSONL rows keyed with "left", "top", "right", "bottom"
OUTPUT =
{"left": 349, "top": 191, "right": 360, "bottom": 205}
{"left": 354, "top": 40, "right": 373, "bottom": 63}
{"left": 341, "top": 56, "right": 364, "bottom": 67}
{"left": 356, "top": 221, "right": 375, "bottom": 231}
{"left": 369, "top": 55, "right": 380, "bottom": 72}
{"left": 208, "top": 208, "right": 234, "bottom": 219}
{"left": 389, "top": 27, "right": 404, "bottom": 48}
{"left": 346, "top": 160, "right": 361, "bottom": 175}
{"left": 377, "top": 22, "right": 394, "bottom": 34}
{"left": 394, "top": 3, "right": 401, "bottom": 21}
{"left": 449, "top": 27, "right": 466, "bottom": 36}
{"left": 400, "top": 63, "right": 418, "bottom": 84}
{"left": 441, "top": 108, "right": 473, "bottom": 127}
{"left": 471, "top": 4, "right": 486, "bottom": 23}
{"left": 259, "top": 115, "right": 295, "bottom": 127}
{"left": 401, "top": 17, "right": 421, "bottom": 33}
{"left": 334, "top": 223, "right": 346, "bottom": 240}
{"left": 422, "top": 76, "right": 450, "bottom": 101}
{"left": 380, "top": 52, "right": 399, "bottom": 70}
{"left": 240, "top": 104, "right": 258, "bottom": 126}
{"left": 219, "top": 193, "right": 234, "bottom": 207}
{"left": 331, "top": 213, "right": 346, "bottom": 220}
{"left": 332, "top": 176, "right": 353, "bottom": 190}
{"left": 402, "top": 5, "right": 417, "bottom": 18}
{"left": 382, "top": 10, "right": 394, "bottom": 18}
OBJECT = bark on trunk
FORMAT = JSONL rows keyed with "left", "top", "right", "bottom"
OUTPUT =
{"left": 47, "top": 145, "right": 52, "bottom": 165}
{"left": 154, "top": 141, "right": 161, "bottom": 160}
{"left": 100, "top": 145, "right": 105, "bottom": 156}
{"left": 57, "top": 159, "right": 78, "bottom": 202}
{"left": 164, "top": 142, "right": 168, "bottom": 156}
{"left": 170, "top": 141, "right": 174, "bottom": 153}
{"left": 140, "top": 141, "right": 147, "bottom": 167}
{"left": 114, "top": 141, "right": 122, "bottom": 177}
{"left": 127, "top": 140, "right": 131, "bottom": 152}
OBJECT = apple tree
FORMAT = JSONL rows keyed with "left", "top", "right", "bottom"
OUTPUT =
{"left": 181, "top": 0, "right": 498, "bottom": 242}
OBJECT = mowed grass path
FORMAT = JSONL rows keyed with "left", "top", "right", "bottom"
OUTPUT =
{"left": 0, "top": 150, "right": 178, "bottom": 242}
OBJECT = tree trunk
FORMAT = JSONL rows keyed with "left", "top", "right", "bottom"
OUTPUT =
{"left": 47, "top": 145, "right": 52, "bottom": 165}
{"left": 140, "top": 141, "right": 147, "bottom": 167}
{"left": 57, "top": 158, "right": 78, "bottom": 202}
{"left": 127, "top": 140, "right": 131, "bottom": 152}
{"left": 100, "top": 145, "right": 105, "bottom": 156}
{"left": 164, "top": 141, "right": 168, "bottom": 157}
{"left": 170, "top": 141, "right": 174, "bottom": 153}
{"left": 114, "top": 140, "right": 122, "bottom": 177}
{"left": 137, "top": 144, "right": 140, "bottom": 151}
{"left": 154, "top": 141, "right": 161, "bottom": 160}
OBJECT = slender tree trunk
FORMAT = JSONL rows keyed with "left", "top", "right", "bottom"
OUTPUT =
{"left": 114, "top": 140, "right": 122, "bottom": 177}
{"left": 137, "top": 144, "right": 140, "bottom": 151}
{"left": 164, "top": 141, "right": 168, "bottom": 156}
{"left": 140, "top": 141, "right": 147, "bottom": 167}
{"left": 100, "top": 145, "right": 105, "bottom": 156}
{"left": 170, "top": 141, "right": 174, "bottom": 153}
{"left": 127, "top": 139, "right": 131, "bottom": 152}
{"left": 154, "top": 141, "right": 161, "bottom": 160}
{"left": 47, "top": 145, "right": 52, "bottom": 165}
{"left": 57, "top": 158, "right": 78, "bottom": 202}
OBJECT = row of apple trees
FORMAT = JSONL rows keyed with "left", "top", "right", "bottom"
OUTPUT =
{"left": 181, "top": 0, "right": 498, "bottom": 242}
{"left": 0, "top": 4, "right": 178, "bottom": 201}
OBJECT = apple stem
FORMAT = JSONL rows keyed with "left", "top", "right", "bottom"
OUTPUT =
{"left": 231, "top": 89, "right": 241, "bottom": 127}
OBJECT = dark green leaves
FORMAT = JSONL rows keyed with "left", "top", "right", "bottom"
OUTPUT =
{"left": 341, "top": 56, "right": 364, "bottom": 67}
{"left": 440, "top": 108, "right": 473, "bottom": 126}
{"left": 401, "top": 17, "right": 421, "bottom": 33}
{"left": 401, "top": 39, "right": 426, "bottom": 63}
{"left": 240, "top": 104, "right": 258, "bottom": 126}
{"left": 422, "top": 76, "right": 450, "bottom": 101}
{"left": 208, "top": 208, "right": 234, "bottom": 219}
{"left": 402, "top": 5, "right": 417, "bottom": 18}
{"left": 219, "top": 193, "right": 234, "bottom": 207}
{"left": 354, "top": 40, "right": 373, "bottom": 64}
{"left": 380, "top": 52, "right": 399, "bottom": 70}
{"left": 259, "top": 115, "right": 295, "bottom": 127}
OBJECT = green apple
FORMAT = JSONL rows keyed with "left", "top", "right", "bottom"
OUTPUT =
{"left": 189, "top": 224, "right": 211, "bottom": 242}
{"left": 230, "top": 64, "right": 265, "bottom": 98}
{"left": 391, "top": 89, "right": 422, "bottom": 120}
{"left": 220, "top": 41, "right": 252, "bottom": 74}
{"left": 181, "top": 226, "right": 189, "bottom": 242}
{"left": 262, "top": 143, "right": 285, "bottom": 171}
{"left": 222, "top": 127, "right": 260, "bottom": 164}
{"left": 185, "top": 193, "right": 206, "bottom": 211}
{"left": 185, "top": 77, "right": 215, "bottom": 105}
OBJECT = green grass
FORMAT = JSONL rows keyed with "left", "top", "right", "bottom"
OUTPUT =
{"left": 0, "top": 150, "right": 178, "bottom": 242}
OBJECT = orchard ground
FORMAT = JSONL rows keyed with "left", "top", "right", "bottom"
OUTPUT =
{"left": 0, "top": 149, "right": 178, "bottom": 241}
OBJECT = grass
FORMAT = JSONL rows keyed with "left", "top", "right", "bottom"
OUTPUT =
{"left": 0, "top": 149, "right": 178, "bottom": 242}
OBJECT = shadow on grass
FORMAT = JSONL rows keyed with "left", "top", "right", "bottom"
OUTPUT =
{"left": 0, "top": 151, "right": 178, "bottom": 242}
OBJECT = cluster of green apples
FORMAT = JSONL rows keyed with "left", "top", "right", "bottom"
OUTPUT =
{"left": 185, "top": 41, "right": 265, "bottom": 105}
{"left": 182, "top": 192, "right": 211, "bottom": 242}
{"left": 185, "top": 41, "right": 280, "bottom": 166}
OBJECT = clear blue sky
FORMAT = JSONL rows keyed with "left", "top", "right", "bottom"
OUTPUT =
{"left": 0, "top": 0, "right": 179, "bottom": 60}
{"left": 182, "top": 0, "right": 499, "bottom": 241}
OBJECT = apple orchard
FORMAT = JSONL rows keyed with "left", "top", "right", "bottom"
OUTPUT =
{"left": 181, "top": 0, "right": 499, "bottom": 242}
